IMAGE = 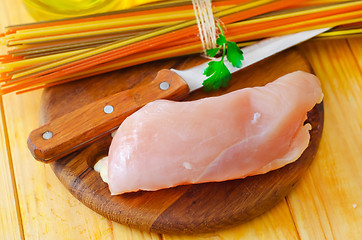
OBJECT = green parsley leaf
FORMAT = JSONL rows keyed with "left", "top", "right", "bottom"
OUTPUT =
{"left": 206, "top": 48, "right": 220, "bottom": 57}
{"left": 202, "top": 23, "right": 244, "bottom": 90}
{"left": 203, "top": 60, "right": 231, "bottom": 91}
{"left": 226, "top": 41, "right": 244, "bottom": 68}
{"left": 216, "top": 34, "right": 227, "bottom": 45}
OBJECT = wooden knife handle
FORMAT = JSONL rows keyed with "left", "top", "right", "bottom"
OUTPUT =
{"left": 28, "top": 69, "right": 189, "bottom": 163}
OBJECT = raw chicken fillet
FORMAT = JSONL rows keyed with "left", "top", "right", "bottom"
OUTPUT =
{"left": 105, "top": 71, "right": 323, "bottom": 195}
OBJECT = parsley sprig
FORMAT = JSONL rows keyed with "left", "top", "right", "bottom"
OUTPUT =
{"left": 203, "top": 23, "right": 244, "bottom": 90}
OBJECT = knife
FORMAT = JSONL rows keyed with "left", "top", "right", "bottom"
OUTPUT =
{"left": 28, "top": 27, "right": 330, "bottom": 163}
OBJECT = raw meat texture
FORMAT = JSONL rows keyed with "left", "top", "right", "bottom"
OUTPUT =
{"left": 106, "top": 71, "right": 323, "bottom": 195}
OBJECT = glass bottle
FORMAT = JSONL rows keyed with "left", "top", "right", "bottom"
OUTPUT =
{"left": 23, "top": 0, "right": 159, "bottom": 21}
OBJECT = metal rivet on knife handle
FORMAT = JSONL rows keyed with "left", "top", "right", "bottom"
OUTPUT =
{"left": 159, "top": 81, "right": 170, "bottom": 90}
{"left": 42, "top": 131, "right": 53, "bottom": 140}
{"left": 104, "top": 105, "right": 114, "bottom": 114}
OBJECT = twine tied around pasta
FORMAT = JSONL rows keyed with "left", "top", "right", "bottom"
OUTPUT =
{"left": 191, "top": 0, "right": 218, "bottom": 54}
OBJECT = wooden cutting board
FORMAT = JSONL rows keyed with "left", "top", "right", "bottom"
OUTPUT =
{"left": 39, "top": 48, "right": 323, "bottom": 234}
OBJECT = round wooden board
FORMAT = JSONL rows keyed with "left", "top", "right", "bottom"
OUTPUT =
{"left": 40, "top": 48, "right": 324, "bottom": 234}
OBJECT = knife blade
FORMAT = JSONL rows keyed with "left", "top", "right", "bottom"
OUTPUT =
{"left": 28, "top": 28, "right": 330, "bottom": 163}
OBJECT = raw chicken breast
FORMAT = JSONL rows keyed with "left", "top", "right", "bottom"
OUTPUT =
{"left": 106, "top": 71, "right": 323, "bottom": 195}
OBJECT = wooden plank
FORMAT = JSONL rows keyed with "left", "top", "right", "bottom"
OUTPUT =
{"left": 0, "top": 0, "right": 26, "bottom": 239}
{"left": 288, "top": 39, "right": 362, "bottom": 239}
{"left": 348, "top": 37, "right": 362, "bottom": 68}
{"left": 112, "top": 223, "right": 162, "bottom": 239}
{"left": 0, "top": 97, "right": 22, "bottom": 240}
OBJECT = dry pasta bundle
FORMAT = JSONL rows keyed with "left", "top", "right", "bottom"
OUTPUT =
{"left": 1, "top": 0, "right": 361, "bottom": 94}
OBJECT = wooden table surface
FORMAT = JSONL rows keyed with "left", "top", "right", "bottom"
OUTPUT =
{"left": 1, "top": 0, "right": 361, "bottom": 239}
